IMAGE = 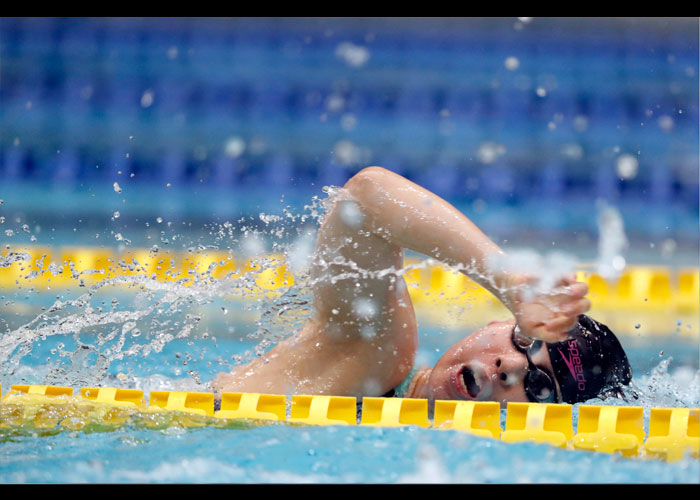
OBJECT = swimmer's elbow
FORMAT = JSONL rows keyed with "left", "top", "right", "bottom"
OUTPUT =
{"left": 344, "top": 166, "right": 394, "bottom": 199}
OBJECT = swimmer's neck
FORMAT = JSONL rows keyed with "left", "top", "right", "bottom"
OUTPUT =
{"left": 404, "top": 366, "right": 432, "bottom": 399}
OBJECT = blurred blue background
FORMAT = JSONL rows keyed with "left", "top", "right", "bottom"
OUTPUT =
{"left": 0, "top": 17, "right": 698, "bottom": 263}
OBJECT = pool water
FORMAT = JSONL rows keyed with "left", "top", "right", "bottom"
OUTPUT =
{"left": 1, "top": 395, "right": 698, "bottom": 484}
{"left": 0, "top": 199, "right": 698, "bottom": 483}
{"left": 0, "top": 289, "right": 698, "bottom": 484}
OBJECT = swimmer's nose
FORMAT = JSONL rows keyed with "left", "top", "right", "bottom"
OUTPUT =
{"left": 495, "top": 354, "right": 527, "bottom": 386}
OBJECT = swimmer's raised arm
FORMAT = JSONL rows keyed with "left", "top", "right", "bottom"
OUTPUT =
{"left": 343, "top": 167, "right": 590, "bottom": 342}
{"left": 213, "top": 166, "right": 592, "bottom": 399}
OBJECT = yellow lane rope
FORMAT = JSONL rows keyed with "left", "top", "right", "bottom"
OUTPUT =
{"left": 1, "top": 245, "right": 698, "bottom": 336}
{"left": 1, "top": 384, "right": 697, "bottom": 463}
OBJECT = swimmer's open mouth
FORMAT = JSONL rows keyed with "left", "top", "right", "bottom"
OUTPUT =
{"left": 461, "top": 367, "right": 481, "bottom": 398}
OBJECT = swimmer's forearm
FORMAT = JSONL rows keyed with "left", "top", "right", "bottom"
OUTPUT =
{"left": 345, "top": 167, "right": 520, "bottom": 309}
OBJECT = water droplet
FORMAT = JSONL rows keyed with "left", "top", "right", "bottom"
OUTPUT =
{"left": 353, "top": 297, "right": 377, "bottom": 319}
{"left": 339, "top": 200, "right": 364, "bottom": 229}
{"left": 477, "top": 142, "right": 506, "bottom": 164}
{"left": 335, "top": 42, "right": 370, "bottom": 67}
{"left": 505, "top": 56, "right": 520, "bottom": 71}
{"left": 360, "top": 325, "right": 376, "bottom": 340}
{"left": 224, "top": 137, "right": 246, "bottom": 158}
{"left": 658, "top": 115, "right": 674, "bottom": 132}
{"left": 616, "top": 154, "right": 638, "bottom": 180}
{"left": 140, "top": 89, "right": 155, "bottom": 108}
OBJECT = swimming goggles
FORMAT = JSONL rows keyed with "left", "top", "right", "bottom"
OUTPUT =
{"left": 511, "top": 326, "right": 559, "bottom": 403}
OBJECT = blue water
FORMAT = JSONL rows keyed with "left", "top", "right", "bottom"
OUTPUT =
{"left": 1, "top": 410, "right": 698, "bottom": 483}
{"left": 0, "top": 193, "right": 698, "bottom": 483}
{"left": 1, "top": 299, "right": 698, "bottom": 484}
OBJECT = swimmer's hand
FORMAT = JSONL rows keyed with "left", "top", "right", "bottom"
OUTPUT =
{"left": 508, "top": 273, "right": 590, "bottom": 343}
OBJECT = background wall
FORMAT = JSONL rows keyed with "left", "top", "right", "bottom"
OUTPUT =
{"left": 1, "top": 17, "right": 698, "bottom": 263}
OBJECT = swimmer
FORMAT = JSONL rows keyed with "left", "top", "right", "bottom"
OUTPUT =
{"left": 213, "top": 167, "right": 632, "bottom": 406}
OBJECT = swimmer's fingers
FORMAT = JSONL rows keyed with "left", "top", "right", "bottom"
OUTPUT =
{"left": 516, "top": 295, "right": 590, "bottom": 342}
{"left": 549, "top": 280, "right": 589, "bottom": 299}
{"left": 538, "top": 296, "right": 590, "bottom": 340}
{"left": 520, "top": 322, "right": 567, "bottom": 343}
{"left": 541, "top": 290, "right": 591, "bottom": 315}
{"left": 557, "top": 273, "right": 579, "bottom": 287}
{"left": 541, "top": 283, "right": 589, "bottom": 314}
{"left": 558, "top": 296, "right": 591, "bottom": 317}
{"left": 541, "top": 295, "right": 590, "bottom": 340}
{"left": 543, "top": 315, "right": 579, "bottom": 340}
{"left": 513, "top": 276, "right": 590, "bottom": 342}
{"left": 515, "top": 303, "right": 564, "bottom": 342}
{"left": 526, "top": 319, "right": 577, "bottom": 342}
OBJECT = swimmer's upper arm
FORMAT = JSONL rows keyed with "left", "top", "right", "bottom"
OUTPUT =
{"left": 212, "top": 316, "right": 415, "bottom": 397}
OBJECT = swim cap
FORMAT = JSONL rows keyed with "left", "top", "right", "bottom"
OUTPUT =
{"left": 545, "top": 315, "right": 632, "bottom": 404}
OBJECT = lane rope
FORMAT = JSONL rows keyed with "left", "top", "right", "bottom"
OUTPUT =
{"left": 1, "top": 384, "right": 697, "bottom": 462}
{"left": 2, "top": 245, "right": 697, "bottom": 336}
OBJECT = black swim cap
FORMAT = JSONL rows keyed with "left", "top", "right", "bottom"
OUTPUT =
{"left": 545, "top": 315, "right": 632, "bottom": 404}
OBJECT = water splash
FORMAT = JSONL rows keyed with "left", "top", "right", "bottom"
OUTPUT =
{"left": 1, "top": 186, "right": 693, "bottom": 414}
{"left": 628, "top": 358, "right": 698, "bottom": 408}
{"left": 596, "top": 200, "right": 628, "bottom": 279}
{"left": 484, "top": 199, "right": 630, "bottom": 303}
{"left": 487, "top": 249, "right": 577, "bottom": 302}
{"left": 0, "top": 193, "right": 331, "bottom": 391}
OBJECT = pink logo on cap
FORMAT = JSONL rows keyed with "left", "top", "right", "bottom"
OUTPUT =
{"left": 557, "top": 340, "right": 587, "bottom": 391}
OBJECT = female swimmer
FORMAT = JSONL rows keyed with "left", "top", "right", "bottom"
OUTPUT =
{"left": 213, "top": 167, "right": 631, "bottom": 406}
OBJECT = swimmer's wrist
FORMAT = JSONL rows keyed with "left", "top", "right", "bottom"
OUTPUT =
{"left": 488, "top": 271, "right": 531, "bottom": 315}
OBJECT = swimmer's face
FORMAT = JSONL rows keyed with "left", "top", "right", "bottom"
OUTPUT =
{"left": 424, "top": 319, "right": 560, "bottom": 407}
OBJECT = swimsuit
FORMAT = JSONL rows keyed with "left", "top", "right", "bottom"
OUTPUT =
{"left": 382, "top": 367, "right": 419, "bottom": 398}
